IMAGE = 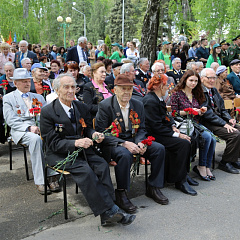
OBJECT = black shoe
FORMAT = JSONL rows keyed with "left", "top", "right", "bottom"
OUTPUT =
{"left": 175, "top": 181, "right": 197, "bottom": 196}
{"left": 218, "top": 161, "right": 239, "bottom": 174}
{"left": 115, "top": 189, "right": 137, "bottom": 214}
{"left": 193, "top": 166, "right": 210, "bottom": 181}
{"left": 146, "top": 185, "right": 169, "bottom": 205}
{"left": 101, "top": 209, "right": 136, "bottom": 226}
{"left": 231, "top": 161, "right": 240, "bottom": 169}
{"left": 208, "top": 175, "right": 216, "bottom": 181}
{"left": 187, "top": 175, "right": 199, "bottom": 186}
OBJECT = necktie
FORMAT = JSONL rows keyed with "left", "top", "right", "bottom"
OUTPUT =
{"left": 81, "top": 48, "right": 87, "bottom": 61}
{"left": 20, "top": 53, "right": 24, "bottom": 68}
{"left": 237, "top": 75, "right": 240, "bottom": 80}
{"left": 69, "top": 108, "right": 76, "bottom": 123}
{"left": 209, "top": 90, "right": 214, "bottom": 108}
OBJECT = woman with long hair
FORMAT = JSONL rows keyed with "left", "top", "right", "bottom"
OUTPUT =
{"left": 57, "top": 46, "right": 67, "bottom": 61}
{"left": 157, "top": 41, "right": 172, "bottom": 69}
{"left": 98, "top": 44, "right": 109, "bottom": 59}
{"left": 170, "top": 46, "right": 180, "bottom": 61}
{"left": 109, "top": 43, "right": 124, "bottom": 63}
{"left": 171, "top": 70, "right": 216, "bottom": 181}
{"left": 206, "top": 44, "right": 222, "bottom": 68}
{"left": 87, "top": 42, "right": 96, "bottom": 65}
{"left": 143, "top": 74, "right": 197, "bottom": 196}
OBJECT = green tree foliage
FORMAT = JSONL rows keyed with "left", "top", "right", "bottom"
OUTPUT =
{"left": 105, "top": 34, "right": 112, "bottom": 52}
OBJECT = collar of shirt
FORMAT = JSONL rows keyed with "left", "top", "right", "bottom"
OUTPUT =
{"left": 17, "top": 89, "right": 29, "bottom": 97}
{"left": 158, "top": 96, "right": 164, "bottom": 101}
{"left": 139, "top": 68, "right": 147, "bottom": 75}
{"left": 8, "top": 81, "right": 15, "bottom": 88}
{"left": 20, "top": 50, "right": 28, "bottom": 58}
{"left": 92, "top": 79, "right": 108, "bottom": 92}
{"left": 233, "top": 71, "right": 240, "bottom": 77}
{"left": 59, "top": 99, "right": 73, "bottom": 118}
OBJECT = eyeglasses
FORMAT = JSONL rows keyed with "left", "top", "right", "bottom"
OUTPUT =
{"left": 154, "top": 69, "right": 164, "bottom": 73}
{"left": 205, "top": 76, "right": 217, "bottom": 80}
{"left": 66, "top": 61, "right": 77, "bottom": 65}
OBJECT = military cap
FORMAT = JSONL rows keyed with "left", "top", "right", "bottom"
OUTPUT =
{"left": 220, "top": 40, "right": 230, "bottom": 46}
{"left": 232, "top": 35, "right": 240, "bottom": 41}
{"left": 230, "top": 59, "right": 240, "bottom": 66}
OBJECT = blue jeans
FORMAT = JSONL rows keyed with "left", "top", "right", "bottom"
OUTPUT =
{"left": 198, "top": 130, "right": 216, "bottom": 168}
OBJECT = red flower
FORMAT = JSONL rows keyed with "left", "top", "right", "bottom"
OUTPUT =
{"left": 172, "top": 110, "right": 177, "bottom": 117}
{"left": 29, "top": 107, "right": 41, "bottom": 115}
{"left": 43, "top": 85, "right": 50, "bottom": 91}
{"left": 235, "top": 109, "right": 240, "bottom": 114}
{"left": 17, "top": 110, "right": 21, "bottom": 115}
{"left": 184, "top": 108, "right": 198, "bottom": 116}
{"left": 141, "top": 136, "right": 155, "bottom": 146}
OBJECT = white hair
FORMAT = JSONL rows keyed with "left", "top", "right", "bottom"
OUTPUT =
{"left": 172, "top": 57, "right": 181, "bottom": 65}
{"left": 53, "top": 73, "right": 76, "bottom": 91}
{"left": 21, "top": 57, "right": 31, "bottom": 66}
{"left": 120, "top": 63, "right": 134, "bottom": 74}
{"left": 4, "top": 61, "right": 15, "bottom": 70}
{"left": 200, "top": 68, "right": 215, "bottom": 77}
{"left": 151, "top": 62, "right": 164, "bottom": 72}
{"left": 196, "top": 62, "right": 203, "bottom": 67}
{"left": 186, "top": 62, "right": 197, "bottom": 70}
{"left": 78, "top": 37, "right": 87, "bottom": 44}
{"left": 210, "top": 62, "right": 219, "bottom": 70}
{"left": 138, "top": 58, "right": 148, "bottom": 66}
{"left": 82, "top": 65, "right": 90, "bottom": 73}
{"left": 19, "top": 40, "right": 28, "bottom": 46}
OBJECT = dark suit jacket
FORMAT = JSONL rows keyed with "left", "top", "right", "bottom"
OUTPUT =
{"left": 132, "top": 79, "right": 145, "bottom": 102}
{"left": 135, "top": 69, "right": 151, "bottom": 88}
{"left": 105, "top": 74, "right": 115, "bottom": 90}
{"left": 66, "top": 46, "right": 89, "bottom": 64}
{"left": 30, "top": 79, "right": 52, "bottom": 97}
{"left": 40, "top": 99, "right": 95, "bottom": 166}
{"left": 227, "top": 71, "right": 240, "bottom": 95}
{"left": 14, "top": 51, "right": 39, "bottom": 68}
{"left": 95, "top": 95, "right": 147, "bottom": 145}
{"left": 143, "top": 92, "right": 175, "bottom": 137}
{"left": 166, "top": 68, "right": 185, "bottom": 85}
{"left": 201, "top": 87, "right": 231, "bottom": 126}
{"left": 83, "top": 82, "right": 113, "bottom": 117}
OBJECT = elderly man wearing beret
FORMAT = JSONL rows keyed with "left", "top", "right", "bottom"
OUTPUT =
{"left": 95, "top": 74, "right": 168, "bottom": 214}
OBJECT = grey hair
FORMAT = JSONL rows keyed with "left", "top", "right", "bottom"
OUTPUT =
{"left": 53, "top": 73, "right": 76, "bottom": 91}
{"left": 151, "top": 62, "right": 164, "bottom": 72}
{"left": 210, "top": 62, "right": 219, "bottom": 69}
{"left": 19, "top": 40, "right": 28, "bottom": 46}
{"left": 200, "top": 68, "right": 215, "bottom": 77}
{"left": 82, "top": 65, "right": 90, "bottom": 72}
{"left": 79, "top": 61, "right": 87, "bottom": 67}
{"left": 4, "top": 61, "right": 15, "bottom": 70}
{"left": 172, "top": 57, "right": 181, "bottom": 65}
{"left": 186, "top": 62, "right": 197, "bottom": 70}
{"left": 120, "top": 63, "right": 134, "bottom": 74}
{"left": 138, "top": 58, "right": 148, "bottom": 66}
{"left": 78, "top": 37, "right": 87, "bottom": 44}
{"left": 196, "top": 61, "right": 203, "bottom": 67}
{"left": 210, "top": 40, "right": 216, "bottom": 45}
{"left": 21, "top": 57, "right": 31, "bottom": 66}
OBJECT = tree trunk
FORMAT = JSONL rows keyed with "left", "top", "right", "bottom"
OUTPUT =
{"left": 140, "top": 0, "right": 160, "bottom": 66}
{"left": 23, "top": 0, "right": 30, "bottom": 40}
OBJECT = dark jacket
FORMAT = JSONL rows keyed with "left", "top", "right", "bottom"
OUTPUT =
{"left": 166, "top": 68, "right": 185, "bottom": 85}
{"left": 135, "top": 69, "right": 151, "bottom": 88}
{"left": 83, "top": 81, "right": 113, "bottom": 117}
{"left": 75, "top": 74, "right": 90, "bottom": 101}
{"left": 66, "top": 46, "right": 88, "bottom": 64}
{"left": 227, "top": 71, "right": 240, "bottom": 95}
{"left": 105, "top": 74, "right": 115, "bottom": 90}
{"left": 95, "top": 95, "right": 147, "bottom": 145}
{"left": 40, "top": 99, "right": 95, "bottom": 166}
{"left": 143, "top": 91, "right": 175, "bottom": 137}
{"left": 132, "top": 79, "right": 146, "bottom": 102}
{"left": 201, "top": 86, "right": 231, "bottom": 126}
{"left": 14, "top": 51, "right": 39, "bottom": 68}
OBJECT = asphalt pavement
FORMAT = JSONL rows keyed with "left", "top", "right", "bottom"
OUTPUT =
{"left": 1, "top": 141, "right": 240, "bottom": 240}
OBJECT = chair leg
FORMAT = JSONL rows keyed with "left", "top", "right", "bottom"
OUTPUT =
{"left": 44, "top": 165, "right": 48, "bottom": 203}
{"left": 63, "top": 175, "right": 68, "bottom": 220}
{"left": 145, "top": 160, "right": 148, "bottom": 194}
{"left": 75, "top": 183, "right": 78, "bottom": 194}
{"left": 9, "top": 140, "right": 12, "bottom": 170}
{"left": 137, "top": 162, "right": 140, "bottom": 175}
{"left": 23, "top": 146, "right": 29, "bottom": 181}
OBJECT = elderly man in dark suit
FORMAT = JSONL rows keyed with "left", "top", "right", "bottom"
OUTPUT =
{"left": 95, "top": 74, "right": 168, "bottom": 214}
{"left": 14, "top": 40, "right": 39, "bottom": 68}
{"left": 227, "top": 59, "right": 240, "bottom": 95}
{"left": 201, "top": 68, "right": 240, "bottom": 174}
{"left": 66, "top": 37, "right": 88, "bottom": 64}
{"left": 40, "top": 73, "right": 135, "bottom": 226}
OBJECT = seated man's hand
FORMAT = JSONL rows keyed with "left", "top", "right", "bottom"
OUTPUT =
{"left": 229, "top": 118, "right": 236, "bottom": 127}
{"left": 29, "top": 126, "right": 40, "bottom": 135}
{"left": 172, "top": 126, "right": 180, "bottom": 133}
{"left": 138, "top": 142, "right": 147, "bottom": 155}
{"left": 224, "top": 123, "right": 237, "bottom": 133}
{"left": 179, "top": 133, "right": 191, "bottom": 142}
{"left": 75, "top": 138, "right": 93, "bottom": 149}
{"left": 122, "top": 141, "right": 140, "bottom": 154}
{"left": 92, "top": 132, "right": 105, "bottom": 143}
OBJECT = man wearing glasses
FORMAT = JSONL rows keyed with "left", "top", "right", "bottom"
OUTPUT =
{"left": 201, "top": 68, "right": 240, "bottom": 174}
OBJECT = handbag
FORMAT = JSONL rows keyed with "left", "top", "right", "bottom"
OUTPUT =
{"left": 174, "top": 116, "right": 194, "bottom": 136}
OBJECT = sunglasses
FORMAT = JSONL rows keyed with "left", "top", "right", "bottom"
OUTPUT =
{"left": 66, "top": 61, "right": 77, "bottom": 65}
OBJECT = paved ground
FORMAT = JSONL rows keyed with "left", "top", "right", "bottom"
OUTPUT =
{"left": 1, "top": 141, "right": 240, "bottom": 240}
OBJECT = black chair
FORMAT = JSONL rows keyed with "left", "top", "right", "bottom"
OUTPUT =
{"left": 8, "top": 137, "right": 29, "bottom": 180}
{"left": 44, "top": 164, "right": 78, "bottom": 220}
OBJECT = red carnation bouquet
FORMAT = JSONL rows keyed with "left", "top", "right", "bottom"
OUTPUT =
{"left": 43, "top": 85, "right": 51, "bottom": 99}
{"left": 0, "top": 80, "right": 8, "bottom": 95}
{"left": 29, "top": 107, "right": 41, "bottom": 127}
{"left": 235, "top": 108, "right": 240, "bottom": 120}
